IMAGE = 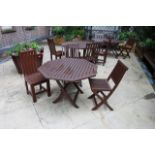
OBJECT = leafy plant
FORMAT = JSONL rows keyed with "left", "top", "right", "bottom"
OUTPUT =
{"left": 133, "top": 26, "right": 155, "bottom": 41}
{"left": 30, "top": 42, "right": 41, "bottom": 51}
{"left": 119, "top": 31, "right": 137, "bottom": 41}
{"left": 8, "top": 42, "right": 41, "bottom": 56}
{"left": 139, "top": 38, "right": 155, "bottom": 48}
{"left": 64, "top": 34, "right": 74, "bottom": 41}
{"left": 52, "top": 26, "right": 85, "bottom": 41}
{"left": 52, "top": 26, "right": 65, "bottom": 37}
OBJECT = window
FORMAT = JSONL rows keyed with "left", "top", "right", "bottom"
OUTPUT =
{"left": 25, "top": 26, "right": 35, "bottom": 31}
{"left": 1, "top": 26, "right": 16, "bottom": 34}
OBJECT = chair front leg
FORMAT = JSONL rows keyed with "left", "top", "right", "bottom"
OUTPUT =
{"left": 31, "top": 85, "right": 37, "bottom": 103}
{"left": 88, "top": 93, "right": 95, "bottom": 99}
{"left": 46, "top": 80, "right": 51, "bottom": 97}
{"left": 91, "top": 91, "right": 114, "bottom": 111}
{"left": 126, "top": 49, "right": 131, "bottom": 58}
{"left": 25, "top": 81, "right": 29, "bottom": 94}
{"left": 92, "top": 93, "right": 99, "bottom": 110}
{"left": 39, "top": 84, "right": 42, "bottom": 90}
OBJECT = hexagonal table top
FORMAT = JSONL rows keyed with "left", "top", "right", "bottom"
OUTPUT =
{"left": 38, "top": 58, "right": 97, "bottom": 82}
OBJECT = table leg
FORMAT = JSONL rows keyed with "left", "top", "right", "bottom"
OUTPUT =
{"left": 73, "top": 82, "right": 84, "bottom": 94}
{"left": 53, "top": 80, "right": 83, "bottom": 108}
{"left": 53, "top": 81, "right": 69, "bottom": 103}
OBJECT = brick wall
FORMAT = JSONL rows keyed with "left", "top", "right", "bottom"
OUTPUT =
{"left": 0, "top": 26, "right": 50, "bottom": 50}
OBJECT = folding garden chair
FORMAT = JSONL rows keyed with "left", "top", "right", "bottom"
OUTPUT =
{"left": 118, "top": 39, "right": 135, "bottom": 58}
{"left": 83, "top": 42, "right": 99, "bottom": 63}
{"left": 88, "top": 60, "right": 128, "bottom": 110}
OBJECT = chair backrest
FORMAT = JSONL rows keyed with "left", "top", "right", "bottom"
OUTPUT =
{"left": 63, "top": 44, "right": 80, "bottom": 58}
{"left": 19, "top": 50, "right": 39, "bottom": 76}
{"left": 125, "top": 39, "right": 135, "bottom": 48}
{"left": 84, "top": 43, "right": 99, "bottom": 58}
{"left": 108, "top": 60, "right": 128, "bottom": 89}
{"left": 47, "top": 38, "right": 56, "bottom": 56}
{"left": 37, "top": 48, "right": 44, "bottom": 67}
{"left": 100, "top": 42, "right": 108, "bottom": 50}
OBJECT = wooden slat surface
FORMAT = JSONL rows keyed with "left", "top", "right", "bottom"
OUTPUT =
{"left": 62, "top": 41, "right": 91, "bottom": 49}
{"left": 38, "top": 58, "right": 97, "bottom": 81}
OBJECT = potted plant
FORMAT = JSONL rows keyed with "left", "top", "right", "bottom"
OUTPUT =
{"left": 63, "top": 27, "right": 85, "bottom": 41}
{"left": 52, "top": 27, "right": 65, "bottom": 45}
{"left": 135, "top": 38, "right": 155, "bottom": 58}
{"left": 8, "top": 42, "right": 43, "bottom": 74}
{"left": 52, "top": 26, "right": 85, "bottom": 44}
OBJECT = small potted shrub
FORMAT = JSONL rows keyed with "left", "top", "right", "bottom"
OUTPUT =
{"left": 8, "top": 42, "right": 43, "bottom": 74}
{"left": 52, "top": 27, "right": 65, "bottom": 45}
{"left": 52, "top": 26, "right": 85, "bottom": 44}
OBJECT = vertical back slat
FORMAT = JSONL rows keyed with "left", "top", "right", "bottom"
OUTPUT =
{"left": 19, "top": 50, "right": 39, "bottom": 76}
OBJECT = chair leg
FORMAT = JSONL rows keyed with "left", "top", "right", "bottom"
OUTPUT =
{"left": 103, "top": 54, "right": 107, "bottom": 64}
{"left": 46, "top": 80, "right": 51, "bottom": 97}
{"left": 92, "top": 95, "right": 98, "bottom": 110}
{"left": 25, "top": 81, "right": 29, "bottom": 94}
{"left": 126, "top": 49, "right": 130, "bottom": 58}
{"left": 50, "top": 54, "right": 53, "bottom": 61}
{"left": 105, "top": 102, "right": 114, "bottom": 111}
{"left": 88, "top": 93, "right": 95, "bottom": 99}
{"left": 90, "top": 92, "right": 114, "bottom": 111}
{"left": 31, "top": 85, "right": 37, "bottom": 103}
{"left": 123, "top": 49, "right": 130, "bottom": 59}
{"left": 39, "top": 84, "right": 42, "bottom": 90}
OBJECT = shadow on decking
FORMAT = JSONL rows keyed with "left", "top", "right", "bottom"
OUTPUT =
{"left": 144, "top": 93, "right": 155, "bottom": 99}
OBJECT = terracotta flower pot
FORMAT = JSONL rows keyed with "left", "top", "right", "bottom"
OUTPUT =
{"left": 11, "top": 54, "right": 22, "bottom": 74}
{"left": 54, "top": 37, "right": 64, "bottom": 45}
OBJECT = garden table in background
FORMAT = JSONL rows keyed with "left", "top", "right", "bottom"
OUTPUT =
{"left": 62, "top": 41, "right": 91, "bottom": 57}
{"left": 62, "top": 40, "right": 120, "bottom": 58}
{"left": 103, "top": 39, "right": 120, "bottom": 57}
{"left": 38, "top": 58, "right": 97, "bottom": 108}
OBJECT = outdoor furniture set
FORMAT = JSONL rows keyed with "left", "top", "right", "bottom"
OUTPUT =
{"left": 19, "top": 38, "right": 128, "bottom": 111}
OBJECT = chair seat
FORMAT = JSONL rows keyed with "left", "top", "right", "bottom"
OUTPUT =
{"left": 98, "top": 51, "right": 106, "bottom": 56}
{"left": 125, "top": 45, "right": 132, "bottom": 49}
{"left": 84, "top": 56, "right": 96, "bottom": 62}
{"left": 55, "top": 50, "right": 64, "bottom": 56}
{"left": 25, "top": 72, "right": 47, "bottom": 85}
{"left": 89, "top": 78, "right": 112, "bottom": 92}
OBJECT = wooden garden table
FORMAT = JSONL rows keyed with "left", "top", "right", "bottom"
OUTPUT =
{"left": 38, "top": 58, "right": 97, "bottom": 108}
{"left": 62, "top": 41, "right": 91, "bottom": 57}
{"left": 103, "top": 39, "right": 120, "bottom": 57}
{"left": 62, "top": 41, "right": 90, "bottom": 49}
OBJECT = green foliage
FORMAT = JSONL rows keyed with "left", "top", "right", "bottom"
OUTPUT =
{"left": 133, "top": 26, "right": 155, "bottom": 41}
{"left": 52, "top": 26, "right": 65, "bottom": 37}
{"left": 119, "top": 26, "right": 155, "bottom": 49}
{"left": 1, "top": 29, "right": 16, "bottom": 34}
{"left": 30, "top": 42, "right": 41, "bottom": 51}
{"left": 139, "top": 38, "right": 155, "bottom": 48}
{"left": 52, "top": 26, "right": 85, "bottom": 41}
{"left": 64, "top": 34, "right": 74, "bottom": 41}
{"left": 133, "top": 27, "right": 155, "bottom": 49}
{"left": 119, "top": 31, "right": 137, "bottom": 41}
{"left": 8, "top": 42, "right": 41, "bottom": 56}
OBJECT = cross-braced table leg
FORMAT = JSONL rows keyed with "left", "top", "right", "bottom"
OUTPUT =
{"left": 53, "top": 80, "right": 84, "bottom": 108}
{"left": 117, "top": 47, "right": 131, "bottom": 59}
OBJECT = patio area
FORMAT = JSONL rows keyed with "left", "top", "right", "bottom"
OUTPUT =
{"left": 0, "top": 42, "right": 155, "bottom": 129}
